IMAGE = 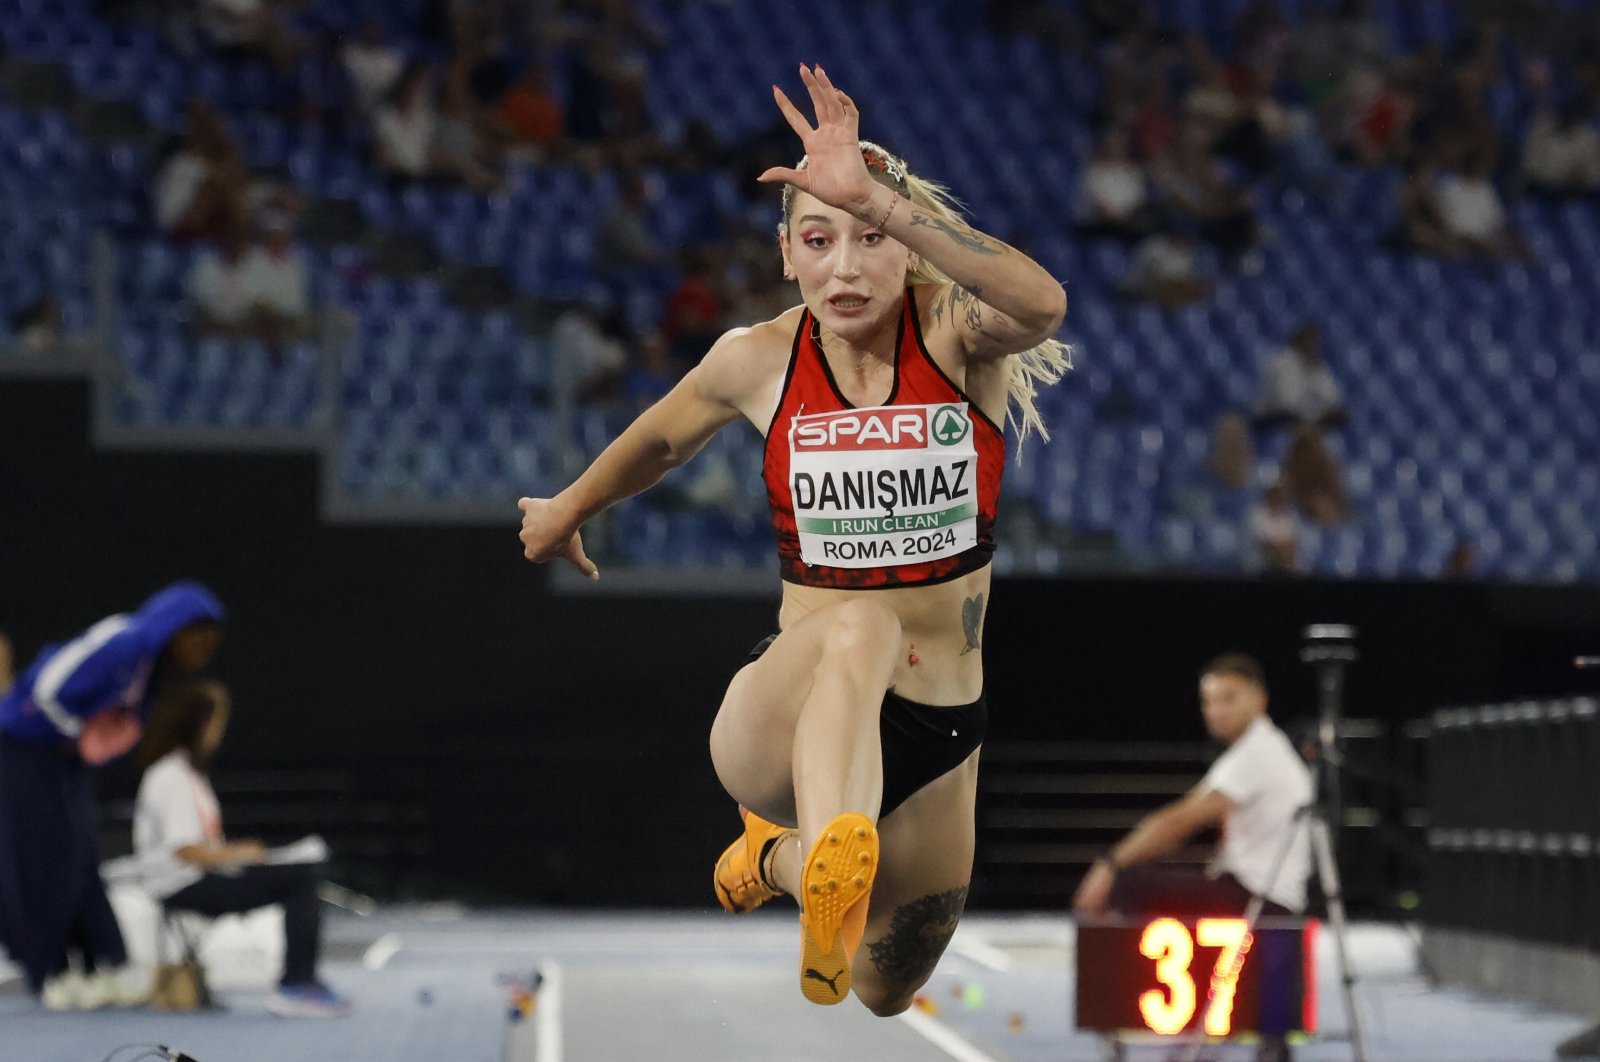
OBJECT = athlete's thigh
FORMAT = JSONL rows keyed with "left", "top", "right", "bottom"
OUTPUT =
{"left": 853, "top": 749, "right": 979, "bottom": 1006}
{"left": 709, "top": 602, "right": 881, "bottom": 825}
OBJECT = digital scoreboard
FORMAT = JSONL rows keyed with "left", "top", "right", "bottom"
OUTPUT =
{"left": 1076, "top": 917, "right": 1318, "bottom": 1038}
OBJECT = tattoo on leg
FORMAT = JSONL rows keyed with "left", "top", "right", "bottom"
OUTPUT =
{"left": 867, "top": 886, "right": 969, "bottom": 984}
{"left": 960, "top": 593, "right": 984, "bottom": 655}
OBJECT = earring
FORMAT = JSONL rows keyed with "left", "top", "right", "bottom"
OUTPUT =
{"left": 783, "top": 266, "right": 794, "bottom": 280}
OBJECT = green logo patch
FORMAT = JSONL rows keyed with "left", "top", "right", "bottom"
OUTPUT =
{"left": 931, "top": 405, "right": 970, "bottom": 446}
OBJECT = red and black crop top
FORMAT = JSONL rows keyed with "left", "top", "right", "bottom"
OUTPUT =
{"left": 761, "top": 288, "right": 1007, "bottom": 589}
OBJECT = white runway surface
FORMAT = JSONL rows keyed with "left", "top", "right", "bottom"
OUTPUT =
{"left": 1, "top": 909, "right": 1591, "bottom": 1062}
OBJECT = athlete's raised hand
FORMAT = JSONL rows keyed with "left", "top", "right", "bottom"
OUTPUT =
{"left": 758, "top": 64, "right": 878, "bottom": 219}
{"left": 517, "top": 496, "right": 599, "bottom": 580}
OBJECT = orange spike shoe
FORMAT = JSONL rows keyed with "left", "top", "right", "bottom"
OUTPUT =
{"left": 797, "top": 812, "right": 879, "bottom": 1006}
{"left": 713, "top": 807, "right": 793, "bottom": 914}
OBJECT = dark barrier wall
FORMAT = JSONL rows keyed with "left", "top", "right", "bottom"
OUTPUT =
{"left": 1427, "top": 699, "right": 1599, "bottom": 952}
{"left": 5, "top": 377, "right": 1597, "bottom": 905}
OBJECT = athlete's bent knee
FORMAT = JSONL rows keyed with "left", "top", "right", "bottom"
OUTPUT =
{"left": 856, "top": 981, "right": 917, "bottom": 1017}
{"left": 819, "top": 599, "right": 901, "bottom": 667}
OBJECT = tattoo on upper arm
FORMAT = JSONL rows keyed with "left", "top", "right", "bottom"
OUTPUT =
{"left": 960, "top": 593, "right": 983, "bottom": 655}
{"left": 867, "top": 886, "right": 969, "bottom": 984}
{"left": 908, "top": 212, "right": 1004, "bottom": 256}
{"left": 949, "top": 284, "right": 1003, "bottom": 340}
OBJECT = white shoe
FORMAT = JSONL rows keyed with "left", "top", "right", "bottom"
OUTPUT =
{"left": 80, "top": 967, "right": 151, "bottom": 1009}
{"left": 41, "top": 972, "right": 86, "bottom": 1011}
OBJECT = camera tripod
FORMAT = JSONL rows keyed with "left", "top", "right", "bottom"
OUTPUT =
{"left": 1173, "top": 626, "right": 1370, "bottom": 1062}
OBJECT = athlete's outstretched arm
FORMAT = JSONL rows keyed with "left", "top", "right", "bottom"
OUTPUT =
{"left": 517, "top": 329, "right": 756, "bottom": 576}
{"left": 759, "top": 64, "right": 1066, "bottom": 359}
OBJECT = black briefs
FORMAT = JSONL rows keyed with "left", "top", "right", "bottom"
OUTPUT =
{"left": 744, "top": 635, "right": 988, "bottom": 817}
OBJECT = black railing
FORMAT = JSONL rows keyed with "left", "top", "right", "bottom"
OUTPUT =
{"left": 1427, "top": 698, "right": 1600, "bottom": 951}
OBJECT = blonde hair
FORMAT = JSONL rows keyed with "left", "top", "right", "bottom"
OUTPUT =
{"left": 779, "top": 140, "right": 1073, "bottom": 453}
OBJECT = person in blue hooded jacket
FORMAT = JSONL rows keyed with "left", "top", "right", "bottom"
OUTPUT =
{"left": 0, "top": 581, "right": 224, "bottom": 1009}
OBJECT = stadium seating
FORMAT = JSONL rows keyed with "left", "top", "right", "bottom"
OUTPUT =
{"left": 0, "top": 0, "right": 1595, "bottom": 580}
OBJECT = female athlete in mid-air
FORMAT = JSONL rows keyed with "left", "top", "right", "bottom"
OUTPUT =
{"left": 519, "top": 64, "right": 1070, "bottom": 1014}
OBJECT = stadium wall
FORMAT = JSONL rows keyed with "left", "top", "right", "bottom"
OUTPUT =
{"left": 3, "top": 376, "right": 1596, "bottom": 906}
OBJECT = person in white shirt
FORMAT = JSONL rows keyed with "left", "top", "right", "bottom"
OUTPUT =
{"left": 1436, "top": 152, "right": 1527, "bottom": 262}
{"left": 342, "top": 20, "right": 405, "bottom": 115}
{"left": 1075, "top": 128, "right": 1157, "bottom": 240}
{"left": 1521, "top": 102, "right": 1600, "bottom": 197}
{"left": 1254, "top": 323, "right": 1346, "bottom": 430}
{"left": 1121, "top": 229, "right": 1213, "bottom": 309}
{"left": 1249, "top": 483, "right": 1301, "bottom": 575}
{"left": 190, "top": 212, "right": 312, "bottom": 352}
{"left": 241, "top": 207, "right": 312, "bottom": 344}
{"left": 135, "top": 680, "right": 349, "bottom": 1018}
{"left": 1072, "top": 653, "right": 1313, "bottom": 919}
{"left": 189, "top": 226, "right": 256, "bottom": 336}
{"left": 374, "top": 64, "right": 442, "bottom": 180}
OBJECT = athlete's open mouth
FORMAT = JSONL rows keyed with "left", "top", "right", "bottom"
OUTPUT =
{"left": 828, "top": 295, "right": 868, "bottom": 310}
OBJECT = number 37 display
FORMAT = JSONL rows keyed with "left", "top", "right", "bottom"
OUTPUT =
{"left": 1076, "top": 918, "right": 1318, "bottom": 1038}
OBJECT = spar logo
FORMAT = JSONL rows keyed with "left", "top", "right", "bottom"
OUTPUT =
{"left": 931, "top": 405, "right": 970, "bottom": 446}
{"left": 793, "top": 409, "right": 926, "bottom": 450}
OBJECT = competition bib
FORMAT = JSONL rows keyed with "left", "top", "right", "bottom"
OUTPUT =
{"left": 788, "top": 403, "right": 978, "bottom": 568}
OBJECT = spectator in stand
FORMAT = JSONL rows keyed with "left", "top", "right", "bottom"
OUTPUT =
{"left": 436, "top": 57, "right": 504, "bottom": 193}
{"left": 1249, "top": 484, "right": 1301, "bottom": 575}
{"left": 1337, "top": 64, "right": 1417, "bottom": 167}
{"left": 190, "top": 223, "right": 257, "bottom": 340}
{"left": 1394, "top": 156, "right": 1464, "bottom": 258}
{"left": 1075, "top": 127, "right": 1158, "bottom": 240}
{"left": 549, "top": 296, "right": 629, "bottom": 408}
{"left": 1153, "top": 134, "right": 1261, "bottom": 266}
{"left": 153, "top": 100, "right": 248, "bottom": 244}
{"left": 1436, "top": 148, "right": 1528, "bottom": 261}
{"left": 1521, "top": 98, "right": 1600, "bottom": 198}
{"left": 243, "top": 206, "right": 313, "bottom": 349}
{"left": 1442, "top": 538, "right": 1478, "bottom": 580}
{"left": 1183, "top": 40, "right": 1252, "bottom": 152}
{"left": 661, "top": 247, "right": 725, "bottom": 369}
{"left": 189, "top": 212, "right": 311, "bottom": 352}
{"left": 1129, "top": 81, "right": 1180, "bottom": 163}
{"left": 10, "top": 297, "right": 69, "bottom": 358}
{"left": 373, "top": 63, "right": 444, "bottom": 183}
{"left": 1122, "top": 228, "right": 1212, "bottom": 309}
{"left": 197, "top": 0, "right": 303, "bottom": 72}
{"left": 1291, "top": 5, "right": 1347, "bottom": 113}
{"left": 342, "top": 19, "right": 406, "bottom": 115}
{"left": 595, "top": 172, "right": 667, "bottom": 276}
{"left": 1234, "top": 0, "right": 1291, "bottom": 74}
{"left": 501, "top": 61, "right": 566, "bottom": 156}
{"left": 622, "top": 332, "right": 678, "bottom": 415}
{"left": 1282, "top": 423, "right": 1349, "bottom": 526}
{"left": 1208, "top": 412, "right": 1256, "bottom": 491}
{"left": 1255, "top": 324, "right": 1346, "bottom": 431}
{"left": 1293, "top": 0, "right": 1391, "bottom": 114}
{"left": 1330, "top": 0, "right": 1392, "bottom": 74}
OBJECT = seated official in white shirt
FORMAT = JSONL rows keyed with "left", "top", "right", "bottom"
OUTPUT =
{"left": 1073, "top": 653, "right": 1314, "bottom": 919}
{"left": 134, "top": 680, "right": 350, "bottom": 1018}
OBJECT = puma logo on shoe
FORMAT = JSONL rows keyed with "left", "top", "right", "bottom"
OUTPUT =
{"left": 804, "top": 967, "right": 843, "bottom": 996}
